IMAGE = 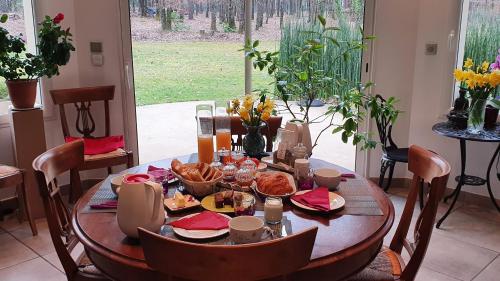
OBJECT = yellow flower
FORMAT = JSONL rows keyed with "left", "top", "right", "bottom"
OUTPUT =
{"left": 243, "top": 95, "right": 254, "bottom": 110}
{"left": 487, "top": 70, "right": 500, "bottom": 87}
{"left": 453, "top": 69, "right": 465, "bottom": 81}
{"left": 481, "top": 62, "right": 490, "bottom": 73}
{"left": 256, "top": 103, "right": 264, "bottom": 113}
{"left": 261, "top": 111, "right": 271, "bottom": 121}
{"left": 263, "top": 97, "right": 275, "bottom": 110}
{"left": 465, "top": 78, "right": 476, "bottom": 89}
{"left": 239, "top": 107, "right": 250, "bottom": 121}
{"left": 464, "top": 58, "right": 474, "bottom": 69}
{"left": 231, "top": 99, "right": 240, "bottom": 108}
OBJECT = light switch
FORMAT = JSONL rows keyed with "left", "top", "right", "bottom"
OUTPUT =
{"left": 425, "top": 43, "right": 438, "bottom": 55}
{"left": 91, "top": 54, "right": 104, "bottom": 66}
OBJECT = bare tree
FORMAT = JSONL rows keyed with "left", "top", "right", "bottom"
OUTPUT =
{"left": 255, "top": 0, "right": 264, "bottom": 30}
{"left": 188, "top": 0, "right": 195, "bottom": 19}
{"left": 210, "top": 0, "right": 217, "bottom": 31}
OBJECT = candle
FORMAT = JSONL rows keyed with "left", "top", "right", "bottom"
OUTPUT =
{"left": 264, "top": 197, "right": 283, "bottom": 224}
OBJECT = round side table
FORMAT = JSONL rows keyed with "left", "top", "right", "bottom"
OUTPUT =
{"left": 432, "top": 122, "right": 500, "bottom": 228}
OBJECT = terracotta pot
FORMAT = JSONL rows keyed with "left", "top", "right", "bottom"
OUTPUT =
{"left": 6, "top": 79, "right": 38, "bottom": 109}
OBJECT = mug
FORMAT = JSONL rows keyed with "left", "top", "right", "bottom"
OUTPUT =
{"left": 229, "top": 216, "right": 272, "bottom": 244}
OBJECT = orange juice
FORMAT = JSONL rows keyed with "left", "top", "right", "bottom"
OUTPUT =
{"left": 216, "top": 129, "right": 232, "bottom": 151}
{"left": 197, "top": 135, "right": 214, "bottom": 164}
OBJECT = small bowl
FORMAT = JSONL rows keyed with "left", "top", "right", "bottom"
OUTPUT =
{"left": 314, "top": 168, "right": 342, "bottom": 190}
{"left": 110, "top": 175, "right": 126, "bottom": 196}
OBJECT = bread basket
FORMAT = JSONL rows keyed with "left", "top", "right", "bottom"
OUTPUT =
{"left": 171, "top": 163, "right": 223, "bottom": 197}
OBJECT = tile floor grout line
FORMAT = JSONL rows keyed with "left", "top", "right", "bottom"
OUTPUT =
{"left": 421, "top": 265, "right": 466, "bottom": 281}
{"left": 39, "top": 253, "right": 65, "bottom": 274}
{"left": 470, "top": 252, "right": 499, "bottom": 281}
{"left": 0, "top": 256, "right": 39, "bottom": 272}
{"left": 432, "top": 227, "right": 500, "bottom": 255}
{"left": 3, "top": 225, "right": 46, "bottom": 258}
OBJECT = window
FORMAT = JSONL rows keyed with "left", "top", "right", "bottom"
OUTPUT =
{"left": 0, "top": 0, "right": 37, "bottom": 116}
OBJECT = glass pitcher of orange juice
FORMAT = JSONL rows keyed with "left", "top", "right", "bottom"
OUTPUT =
{"left": 196, "top": 104, "right": 214, "bottom": 164}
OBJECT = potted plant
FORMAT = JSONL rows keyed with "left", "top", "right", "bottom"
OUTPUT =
{"left": 0, "top": 13, "right": 75, "bottom": 109}
{"left": 453, "top": 54, "right": 500, "bottom": 134}
{"left": 228, "top": 93, "right": 276, "bottom": 157}
{"left": 244, "top": 15, "right": 399, "bottom": 151}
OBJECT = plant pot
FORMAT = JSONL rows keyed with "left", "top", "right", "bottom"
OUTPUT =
{"left": 242, "top": 122, "right": 266, "bottom": 158}
{"left": 6, "top": 79, "right": 38, "bottom": 109}
{"left": 484, "top": 105, "right": 499, "bottom": 129}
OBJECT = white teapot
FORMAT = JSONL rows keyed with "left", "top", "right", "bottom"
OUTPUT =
{"left": 117, "top": 174, "right": 165, "bottom": 238}
{"left": 285, "top": 120, "right": 313, "bottom": 156}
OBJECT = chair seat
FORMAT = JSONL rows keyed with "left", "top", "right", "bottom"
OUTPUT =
{"left": 385, "top": 148, "right": 409, "bottom": 163}
{"left": 77, "top": 251, "right": 107, "bottom": 278}
{"left": 348, "top": 246, "right": 404, "bottom": 281}
{"left": 0, "top": 165, "right": 20, "bottom": 178}
{"left": 84, "top": 148, "right": 127, "bottom": 162}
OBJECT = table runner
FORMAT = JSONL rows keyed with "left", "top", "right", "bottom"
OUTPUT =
{"left": 82, "top": 175, "right": 118, "bottom": 213}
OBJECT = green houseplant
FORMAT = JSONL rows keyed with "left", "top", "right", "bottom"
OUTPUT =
{"left": 0, "top": 13, "right": 75, "bottom": 109}
{"left": 244, "top": 15, "right": 400, "bottom": 151}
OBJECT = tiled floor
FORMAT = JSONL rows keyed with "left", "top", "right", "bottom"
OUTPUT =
{"left": 0, "top": 187, "right": 499, "bottom": 281}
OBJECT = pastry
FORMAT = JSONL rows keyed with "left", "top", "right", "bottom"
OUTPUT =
{"left": 223, "top": 190, "right": 234, "bottom": 207}
{"left": 256, "top": 172, "right": 293, "bottom": 195}
{"left": 214, "top": 193, "right": 224, "bottom": 208}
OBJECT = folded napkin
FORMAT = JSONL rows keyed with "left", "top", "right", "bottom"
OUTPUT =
{"left": 90, "top": 200, "right": 118, "bottom": 209}
{"left": 147, "top": 165, "right": 175, "bottom": 182}
{"left": 341, "top": 173, "right": 355, "bottom": 182}
{"left": 65, "top": 136, "right": 124, "bottom": 155}
{"left": 168, "top": 211, "right": 229, "bottom": 230}
{"left": 291, "top": 187, "right": 331, "bottom": 211}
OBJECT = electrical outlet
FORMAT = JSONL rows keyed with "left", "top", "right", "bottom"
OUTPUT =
{"left": 425, "top": 43, "right": 438, "bottom": 55}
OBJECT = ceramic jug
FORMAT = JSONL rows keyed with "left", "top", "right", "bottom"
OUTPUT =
{"left": 117, "top": 174, "right": 164, "bottom": 238}
{"left": 285, "top": 120, "right": 312, "bottom": 156}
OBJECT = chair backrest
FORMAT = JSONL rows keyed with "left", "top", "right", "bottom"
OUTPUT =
{"left": 50, "top": 86, "right": 115, "bottom": 138}
{"left": 374, "top": 95, "right": 397, "bottom": 151}
{"left": 32, "top": 140, "right": 84, "bottom": 278}
{"left": 389, "top": 145, "right": 450, "bottom": 280}
{"left": 139, "top": 226, "right": 318, "bottom": 281}
{"left": 213, "top": 116, "right": 283, "bottom": 152}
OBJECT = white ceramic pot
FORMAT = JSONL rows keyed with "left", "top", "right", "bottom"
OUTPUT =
{"left": 285, "top": 120, "right": 313, "bottom": 156}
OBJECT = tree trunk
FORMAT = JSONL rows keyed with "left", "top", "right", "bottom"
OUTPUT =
{"left": 279, "top": 0, "right": 283, "bottom": 27}
{"left": 237, "top": 0, "right": 245, "bottom": 34}
{"left": 256, "top": 0, "right": 264, "bottom": 30}
{"left": 188, "top": 0, "right": 194, "bottom": 19}
{"left": 227, "top": 0, "right": 236, "bottom": 29}
{"left": 160, "top": 7, "right": 172, "bottom": 31}
{"left": 139, "top": 0, "right": 147, "bottom": 17}
{"left": 206, "top": 0, "right": 210, "bottom": 17}
{"left": 211, "top": 0, "right": 217, "bottom": 31}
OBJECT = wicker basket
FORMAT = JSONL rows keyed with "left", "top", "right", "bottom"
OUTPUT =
{"left": 171, "top": 163, "right": 223, "bottom": 197}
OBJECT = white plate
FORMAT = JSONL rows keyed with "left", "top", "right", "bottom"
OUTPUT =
{"left": 171, "top": 213, "right": 231, "bottom": 240}
{"left": 290, "top": 190, "right": 345, "bottom": 212}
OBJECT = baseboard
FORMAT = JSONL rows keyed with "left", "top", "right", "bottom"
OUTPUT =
{"left": 369, "top": 177, "right": 500, "bottom": 209}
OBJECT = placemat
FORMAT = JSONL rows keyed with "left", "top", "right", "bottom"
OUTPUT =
{"left": 81, "top": 175, "right": 118, "bottom": 213}
{"left": 159, "top": 216, "right": 293, "bottom": 245}
{"left": 335, "top": 177, "right": 383, "bottom": 216}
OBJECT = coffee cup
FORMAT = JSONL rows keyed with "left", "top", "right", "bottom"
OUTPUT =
{"left": 229, "top": 216, "right": 271, "bottom": 244}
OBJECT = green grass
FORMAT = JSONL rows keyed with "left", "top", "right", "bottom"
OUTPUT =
{"left": 0, "top": 77, "right": 6, "bottom": 101}
{"left": 463, "top": 10, "right": 499, "bottom": 65}
{"left": 132, "top": 41, "right": 277, "bottom": 106}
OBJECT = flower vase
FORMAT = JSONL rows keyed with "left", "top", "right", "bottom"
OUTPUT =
{"left": 242, "top": 123, "right": 266, "bottom": 157}
{"left": 467, "top": 98, "right": 487, "bottom": 134}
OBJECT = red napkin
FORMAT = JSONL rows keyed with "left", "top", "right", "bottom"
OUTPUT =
{"left": 291, "top": 187, "right": 331, "bottom": 211}
{"left": 168, "top": 211, "right": 229, "bottom": 230}
{"left": 90, "top": 200, "right": 118, "bottom": 209}
{"left": 147, "top": 165, "right": 175, "bottom": 182}
{"left": 65, "top": 136, "right": 124, "bottom": 155}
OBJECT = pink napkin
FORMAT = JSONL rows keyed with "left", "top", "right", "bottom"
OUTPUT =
{"left": 291, "top": 187, "right": 331, "bottom": 211}
{"left": 90, "top": 200, "right": 118, "bottom": 209}
{"left": 341, "top": 173, "right": 355, "bottom": 182}
{"left": 65, "top": 136, "right": 124, "bottom": 155}
{"left": 147, "top": 165, "right": 175, "bottom": 182}
{"left": 168, "top": 211, "right": 229, "bottom": 230}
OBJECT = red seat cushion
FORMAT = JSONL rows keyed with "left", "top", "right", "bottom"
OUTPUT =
{"left": 65, "top": 136, "right": 125, "bottom": 155}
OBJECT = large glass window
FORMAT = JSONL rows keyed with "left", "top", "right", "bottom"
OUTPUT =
{"left": 0, "top": 0, "right": 36, "bottom": 116}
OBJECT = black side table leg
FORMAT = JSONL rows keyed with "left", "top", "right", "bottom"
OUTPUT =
{"left": 437, "top": 139, "right": 467, "bottom": 229}
{"left": 486, "top": 143, "right": 500, "bottom": 212}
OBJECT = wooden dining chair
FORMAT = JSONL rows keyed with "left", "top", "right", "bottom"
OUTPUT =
{"left": 374, "top": 95, "right": 409, "bottom": 191}
{"left": 0, "top": 165, "right": 37, "bottom": 235}
{"left": 50, "top": 86, "right": 133, "bottom": 201}
{"left": 348, "top": 145, "right": 450, "bottom": 281}
{"left": 213, "top": 116, "right": 282, "bottom": 152}
{"left": 138, "top": 226, "right": 318, "bottom": 281}
{"left": 32, "top": 140, "right": 109, "bottom": 281}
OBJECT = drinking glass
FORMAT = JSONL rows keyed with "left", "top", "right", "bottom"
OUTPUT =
{"left": 264, "top": 197, "right": 283, "bottom": 224}
{"left": 215, "top": 116, "right": 231, "bottom": 152}
{"left": 196, "top": 104, "right": 214, "bottom": 164}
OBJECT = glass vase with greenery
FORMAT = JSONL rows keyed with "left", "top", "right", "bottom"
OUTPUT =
{"left": 0, "top": 13, "right": 75, "bottom": 108}
{"left": 244, "top": 15, "right": 400, "bottom": 151}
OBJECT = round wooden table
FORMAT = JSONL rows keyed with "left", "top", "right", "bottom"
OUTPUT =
{"left": 72, "top": 156, "right": 394, "bottom": 281}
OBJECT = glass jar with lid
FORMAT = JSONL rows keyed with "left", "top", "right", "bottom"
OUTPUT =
{"left": 291, "top": 143, "right": 308, "bottom": 160}
{"left": 222, "top": 162, "right": 238, "bottom": 182}
{"left": 240, "top": 159, "right": 257, "bottom": 175}
{"left": 235, "top": 168, "right": 254, "bottom": 186}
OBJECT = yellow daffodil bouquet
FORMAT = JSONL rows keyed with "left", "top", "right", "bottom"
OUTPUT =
{"left": 453, "top": 56, "right": 500, "bottom": 132}
{"left": 229, "top": 93, "right": 276, "bottom": 127}
{"left": 454, "top": 58, "right": 500, "bottom": 101}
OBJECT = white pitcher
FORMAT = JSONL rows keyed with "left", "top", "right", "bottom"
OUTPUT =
{"left": 117, "top": 174, "right": 165, "bottom": 238}
{"left": 285, "top": 120, "right": 313, "bottom": 156}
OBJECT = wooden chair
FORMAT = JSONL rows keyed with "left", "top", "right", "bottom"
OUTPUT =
{"left": 50, "top": 86, "right": 133, "bottom": 201}
{"left": 138, "top": 226, "right": 318, "bottom": 281}
{"left": 0, "top": 165, "right": 37, "bottom": 235}
{"left": 32, "top": 140, "right": 108, "bottom": 281}
{"left": 213, "top": 116, "right": 283, "bottom": 152}
{"left": 348, "top": 145, "right": 450, "bottom": 281}
{"left": 374, "top": 95, "right": 409, "bottom": 191}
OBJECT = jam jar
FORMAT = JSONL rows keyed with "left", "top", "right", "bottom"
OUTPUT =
{"left": 222, "top": 162, "right": 238, "bottom": 182}
{"left": 235, "top": 168, "right": 254, "bottom": 186}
